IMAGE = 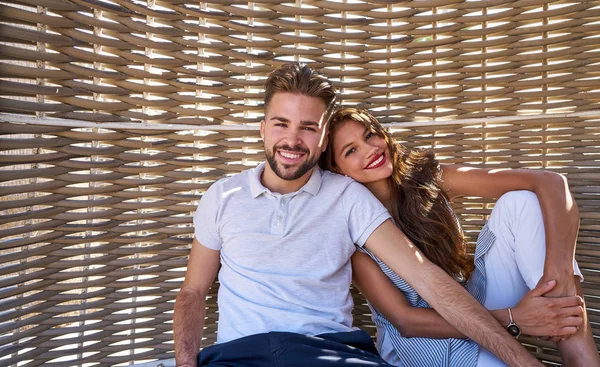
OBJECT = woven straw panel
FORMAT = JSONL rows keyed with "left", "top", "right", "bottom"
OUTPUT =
{"left": 1, "top": 1, "right": 599, "bottom": 123}
{"left": 1, "top": 115, "right": 599, "bottom": 366}
{"left": 1, "top": 0, "right": 600, "bottom": 366}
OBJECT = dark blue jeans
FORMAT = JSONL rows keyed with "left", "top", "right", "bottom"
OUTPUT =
{"left": 198, "top": 329, "right": 392, "bottom": 366}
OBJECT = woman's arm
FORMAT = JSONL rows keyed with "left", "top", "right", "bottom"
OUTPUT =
{"left": 439, "top": 164, "right": 579, "bottom": 297}
{"left": 353, "top": 251, "right": 584, "bottom": 339}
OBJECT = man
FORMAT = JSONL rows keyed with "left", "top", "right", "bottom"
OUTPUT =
{"left": 173, "top": 63, "right": 563, "bottom": 367}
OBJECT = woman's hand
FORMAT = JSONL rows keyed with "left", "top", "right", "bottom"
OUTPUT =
{"left": 512, "top": 280, "right": 584, "bottom": 338}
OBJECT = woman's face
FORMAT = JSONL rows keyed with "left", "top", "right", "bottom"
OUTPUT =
{"left": 331, "top": 119, "right": 394, "bottom": 184}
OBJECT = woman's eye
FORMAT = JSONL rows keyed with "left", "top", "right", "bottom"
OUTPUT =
{"left": 366, "top": 132, "right": 374, "bottom": 140}
{"left": 344, "top": 147, "right": 356, "bottom": 157}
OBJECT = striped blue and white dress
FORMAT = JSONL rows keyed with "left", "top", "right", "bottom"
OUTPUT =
{"left": 358, "top": 224, "right": 497, "bottom": 367}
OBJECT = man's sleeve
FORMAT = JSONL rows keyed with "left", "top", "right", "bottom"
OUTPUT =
{"left": 343, "top": 181, "right": 391, "bottom": 247}
{"left": 193, "top": 184, "right": 223, "bottom": 250}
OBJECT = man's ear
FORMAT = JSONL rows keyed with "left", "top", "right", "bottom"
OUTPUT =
{"left": 321, "top": 134, "right": 328, "bottom": 153}
{"left": 319, "top": 122, "right": 329, "bottom": 152}
{"left": 260, "top": 119, "right": 265, "bottom": 140}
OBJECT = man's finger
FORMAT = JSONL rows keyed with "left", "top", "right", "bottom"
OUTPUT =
{"left": 530, "top": 279, "right": 556, "bottom": 297}
{"left": 547, "top": 296, "right": 585, "bottom": 309}
{"left": 559, "top": 315, "right": 583, "bottom": 328}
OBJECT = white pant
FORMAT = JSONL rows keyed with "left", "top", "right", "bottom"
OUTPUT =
{"left": 477, "top": 191, "right": 582, "bottom": 367}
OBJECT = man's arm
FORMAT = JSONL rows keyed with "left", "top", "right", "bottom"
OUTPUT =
{"left": 352, "top": 251, "right": 465, "bottom": 339}
{"left": 364, "top": 220, "right": 544, "bottom": 367}
{"left": 352, "top": 252, "right": 583, "bottom": 339}
{"left": 173, "top": 237, "right": 220, "bottom": 367}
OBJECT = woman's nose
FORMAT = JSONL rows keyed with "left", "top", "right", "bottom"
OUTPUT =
{"left": 365, "top": 143, "right": 378, "bottom": 158}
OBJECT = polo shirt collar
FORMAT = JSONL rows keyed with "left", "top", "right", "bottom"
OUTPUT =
{"left": 300, "top": 165, "right": 322, "bottom": 196}
{"left": 250, "top": 161, "right": 322, "bottom": 198}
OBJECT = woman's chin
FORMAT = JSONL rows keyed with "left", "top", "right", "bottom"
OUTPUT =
{"left": 364, "top": 167, "right": 393, "bottom": 183}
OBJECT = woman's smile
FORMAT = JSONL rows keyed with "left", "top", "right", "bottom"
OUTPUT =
{"left": 366, "top": 153, "right": 386, "bottom": 169}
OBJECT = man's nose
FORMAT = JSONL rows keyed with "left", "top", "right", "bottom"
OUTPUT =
{"left": 283, "top": 128, "right": 302, "bottom": 146}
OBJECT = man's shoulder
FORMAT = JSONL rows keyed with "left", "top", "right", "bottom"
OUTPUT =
{"left": 320, "top": 170, "right": 371, "bottom": 196}
{"left": 205, "top": 167, "right": 254, "bottom": 195}
{"left": 320, "top": 170, "right": 356, "bottom": 189}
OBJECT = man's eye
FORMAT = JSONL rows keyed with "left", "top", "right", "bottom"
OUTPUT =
{"left": 302, "top": 127, "right": 316, "bottom": 132}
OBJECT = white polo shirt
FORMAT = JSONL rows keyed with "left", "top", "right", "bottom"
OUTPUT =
{"left": 193, "top": 162, "right": 390, "bottom": 343}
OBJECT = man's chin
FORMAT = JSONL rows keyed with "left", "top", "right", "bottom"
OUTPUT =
{"left": 266, "top": 153, "right": 318, "bottom": 182}
{"left": 273, "top": 162, "right": 312, "bottom": 181}
{"left": 276, "top": 167, "right": 305, "bottom": 181}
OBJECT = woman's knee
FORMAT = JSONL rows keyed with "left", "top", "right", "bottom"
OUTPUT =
{"left": 495, "top": 190, "right": 541, "bottom": 215}
{"left": 488, "top": 190, "right": 543, "bottom": 231}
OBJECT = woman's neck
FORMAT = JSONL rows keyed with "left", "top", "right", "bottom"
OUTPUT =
{"left": 365, "top": 178, "right": 394, "bottom": 211}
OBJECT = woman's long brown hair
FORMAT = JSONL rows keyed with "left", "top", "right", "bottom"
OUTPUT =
{"left": 320, "top": 108, "right": 474, "bottom": 281}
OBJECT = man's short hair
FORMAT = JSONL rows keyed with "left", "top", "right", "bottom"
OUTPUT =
{"left": 264, "top": 63, "right": 336, "bottom": 113}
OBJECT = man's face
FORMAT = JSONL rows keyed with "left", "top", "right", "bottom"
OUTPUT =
{"left": 260, "top": 92, "right": 329, "bottom": 181}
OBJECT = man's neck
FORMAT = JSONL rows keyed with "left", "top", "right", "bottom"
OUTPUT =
{"left": 261, "top": 165, "right": 314, "bottom": 194}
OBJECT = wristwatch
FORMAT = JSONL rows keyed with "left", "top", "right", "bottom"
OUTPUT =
{"left": 506, "top": 307, "right": 521, "bottom": 338}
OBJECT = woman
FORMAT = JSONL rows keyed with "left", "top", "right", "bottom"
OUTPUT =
{"left": 319, "top": 108, "right": 599, "bottom": 367}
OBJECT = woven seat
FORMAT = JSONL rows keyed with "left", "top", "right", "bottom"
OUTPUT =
{"left": 1, "top": 1, "right": 599, "bottom": 366}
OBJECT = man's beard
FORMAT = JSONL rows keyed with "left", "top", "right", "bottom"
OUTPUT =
{"left": 265, "top": 145, "right": 319, "bottom": 181}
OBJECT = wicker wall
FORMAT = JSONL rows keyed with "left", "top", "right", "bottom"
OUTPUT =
{"left": 1, "top": 1, "right": 599, "bottom": 366}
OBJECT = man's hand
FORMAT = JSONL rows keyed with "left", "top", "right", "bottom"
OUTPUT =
{"left": 539, "top": 267, "right": 578, "bottom": 298}
{"left": 512, "top": 280, "right": 584, "bottom": 338}
{"left": 537, "top": 269, "right": 580, "bottom": 342}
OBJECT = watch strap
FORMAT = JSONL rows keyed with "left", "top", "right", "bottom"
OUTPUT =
{"left": 506, "top": 307, "right": 521, "bottom": 338}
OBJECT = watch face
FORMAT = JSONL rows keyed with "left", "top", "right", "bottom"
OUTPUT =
{"left": 508, "top": 324, "right": 520, "bottom": 337}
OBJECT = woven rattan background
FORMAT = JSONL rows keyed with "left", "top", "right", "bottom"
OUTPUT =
{"left": 1, "top": 1, "right": 599, "bottom": 366}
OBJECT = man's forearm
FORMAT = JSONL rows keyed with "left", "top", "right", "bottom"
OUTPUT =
{"left": 417, "top": 263, "right": 543, "bottom": 367}
{"left": 365, "top": 221, "right": 544, "bottom": 366}
{"left": 174, "top": 288, "right": 207, "bottom": 367}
